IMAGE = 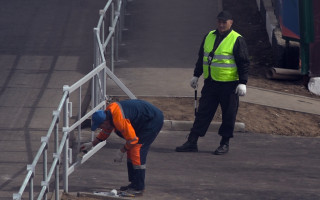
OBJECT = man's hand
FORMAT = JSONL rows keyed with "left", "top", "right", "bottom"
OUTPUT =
{"left": 190, "top": 76, "right": 199, "bottom": 89}
{"left": 80, "top": 142, "right": 93, "bottom": 153}
{"left": 114, "top": 149, "right": 125, "bottom": 163}
{"left": 235, "top": 84, "right": 246, "bottom": 96}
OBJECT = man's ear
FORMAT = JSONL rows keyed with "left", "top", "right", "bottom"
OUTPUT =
{"left": 105, "top": 110, "right": 114, "bottom": 126}
{"left": 105, "top": 110, "right": 112, "bottom": 120}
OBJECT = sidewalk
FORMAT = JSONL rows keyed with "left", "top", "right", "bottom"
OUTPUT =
{"left": 106, "top": 69, "right": 320, "bottom": 115}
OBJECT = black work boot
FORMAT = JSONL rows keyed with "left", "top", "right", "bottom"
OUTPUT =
{"left": 213, "top": 144, "right": 229, "bottom": 155}
{"left": 175, "top": 141, "right": 198, "bottom": 152}
{"left": 120, "top": 183, "right": 135, "bottom": 191}
{"left": 213, "top": 137, "right": 230, "bottom": 155}
{"left": 175, "top": 133, "right": 199, "bottom": 152}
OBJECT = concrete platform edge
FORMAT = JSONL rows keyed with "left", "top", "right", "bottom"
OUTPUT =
{"left": 163, "top": 120, "right": 245, "bottom": 132}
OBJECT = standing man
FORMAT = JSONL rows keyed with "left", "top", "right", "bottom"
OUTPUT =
{"left": 81, "top": 99, "right": 164, "bottom": 196}
{"left": 175, "top": 10, "right": 249, "bottom": 155}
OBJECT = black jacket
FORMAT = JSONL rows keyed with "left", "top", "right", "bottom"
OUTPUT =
{"left": 193, "top": 29, "right": 250, "bottom": 84}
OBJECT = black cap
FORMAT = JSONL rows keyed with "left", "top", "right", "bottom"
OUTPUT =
{"left": 217, "top": 11, "right": 233, "bottom": 21}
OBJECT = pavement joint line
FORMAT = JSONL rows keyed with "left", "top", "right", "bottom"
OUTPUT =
{"left": 163, "top": 120, "right": 245, "bottom": 132}
{"left": 247, "top": 85, "right": 320, "bottom": 101}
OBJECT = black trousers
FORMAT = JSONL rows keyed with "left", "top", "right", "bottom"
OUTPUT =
{"left": 127, "top": 113, "right": 164, "bottom": 190}
{"left": 190, "top": 79, "right": 239, "bottom": 138}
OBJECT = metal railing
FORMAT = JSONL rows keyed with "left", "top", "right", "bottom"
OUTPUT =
{"left": 93, "top": 0, "right": 136, "bottom": 108}
{"left": 13, "top": 0, "right": 136, "bottom": 199}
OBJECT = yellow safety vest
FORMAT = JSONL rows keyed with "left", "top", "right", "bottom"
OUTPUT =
{"left": 203, "top": 30, "right": 241, "bottom": 82}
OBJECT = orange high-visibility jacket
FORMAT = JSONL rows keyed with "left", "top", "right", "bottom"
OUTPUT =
{"left": 96, "top": 99, "right": 163, "bottom": 150}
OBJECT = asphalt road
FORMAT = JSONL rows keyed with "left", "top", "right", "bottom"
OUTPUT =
{"left": 0, "top": 0, "right": 107, "bottom": 198}
{"left": 1, "top": 0, "right": 320, "bottom": 200}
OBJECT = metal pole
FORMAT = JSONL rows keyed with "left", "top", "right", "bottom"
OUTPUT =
{"left": 115, "top": 3, "right": 120, "bottom": 61}
{"left": 115, "top": 21, "right": 119, "bottom": 62}
{"left": 54, "top": 120, "right": 59, "bottom": 200}
{"left": 103, "top": 63, "right": 107, "bottom": 106}
{"left": 26, "top": 164, "right": 35, "bottom": 199}
{"left": 111, "top": 2, "right": 115, "bottom": 71}
{"left": 63, "top": 95, "right": 69, "bottom": 193}
{"left": 78, "top": 86, "right": 82, "bottom": 153}
{"left": 93, "top": 28, "right": 98, "bottom": 108}
{"left": 119, "top": 0, "right": 124, "bottom": 43}
{"left": 101, "top": 10, "right": 105, "bottom": 50}
{"left": 93, "top": 26, "right": 96, "bottom": 111}
{"left": 42, "top": 142, "right": 48, "bottom": 200}
{"left": 91, "top": 67, "right": 95, "bottom": 115}
{"left": 29, "top": 178, "right": 33, "bottom": 200}
{"left": 299, "top": 0, "right": 314, "bottom": 75}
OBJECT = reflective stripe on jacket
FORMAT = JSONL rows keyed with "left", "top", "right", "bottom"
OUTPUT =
{"left": 203, "top": 30, "right": 241, "bottom": 82}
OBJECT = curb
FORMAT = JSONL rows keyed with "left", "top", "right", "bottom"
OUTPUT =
{"left": 163, "top": 120, "right": 246, "bottom": 132}
{"left": 51, "top": 190, "right": 131, "bottom": 200}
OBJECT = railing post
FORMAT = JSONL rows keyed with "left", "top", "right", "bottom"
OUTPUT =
{"left": 93, "top": 28, "right": 99, "bottom": 108}
{"left": 41, "top": 136, "right": 49, "bottom": 200}
{"left": 115, "top": 3, "right": 120, "bottom": 61}
{"left": 111, "top": 2, "right": 116, "bottom": 70}
{"left": 103, "top": 63, "right": 107, "bottom": 110}
{"left": 27, "top": 165, "right": 34, "bottom": 200}
{"left": 77, "top": 86, "right": 82, "bottom": 153}
{"left": 63, "top": 86, "right": 70, "bottom": 193}
{"left": 118, "top": 0, "right": 123, "bottom": 43}
{"left": 29, "top": 177, "right": 33, "bottom": 200}
{"left": 99, "top": 9, "right": 105, "bottom": 48}
{"left": 91, "top": 64, "right": 95, "bottom": 114}
{"left": 53, "top": 110, "right": 60, "bottom": 200}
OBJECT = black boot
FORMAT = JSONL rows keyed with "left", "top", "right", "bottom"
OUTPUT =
{"left": 213, "top": 144, "right": 229, "bottom": 155}
{"left": 213, "top": 137, "right": 230, "bottom": 155}
{"left": 175, "top": 133, "right": 199, "bottom": 152}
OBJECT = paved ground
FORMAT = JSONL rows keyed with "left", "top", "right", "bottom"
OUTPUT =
{"left": 67, "top": 130, "right": 320, "bottom": 200}
{"left": 1, "top": 0, "right": 320, "bottom": 200}
{"left": 0, "top": 0, "right": 107, "bottom": 199}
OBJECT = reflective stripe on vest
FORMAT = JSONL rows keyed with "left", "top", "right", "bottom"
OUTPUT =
{"left": 133, "top": 164, "right": 146, "bottom": 169}
{"left": 203, "top": 53, "right": 235, "bottom": 60}
{"left": 203, "top": 30, "right": 240, "bottom": 82}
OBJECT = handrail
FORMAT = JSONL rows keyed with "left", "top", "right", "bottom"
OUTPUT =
{"left": 13, "top": 92, "right": 67, "bottom": 200}
{"left": 92, "top": 0, "right": 136, "bottom": 106}
{"left": 13, "top": 62, "right": 106, "bottom": 199}
{"left": 68, "top": 63, "right": 107, "bottom": 94}
{"left": 97, "top": 1, "right": 113, "bottom": 30}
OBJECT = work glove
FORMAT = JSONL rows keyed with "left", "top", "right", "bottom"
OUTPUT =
{"left": 235, "top": 84, "right": 246, "bottom": 96}
{"left": 114, "top": 149, "right": 125, "bottom": 163}
{"left": 190, "top": 76, "right": 199, "bottom": 89}
{"left": 80, "top": 142, "right": 93, "bottom": 153}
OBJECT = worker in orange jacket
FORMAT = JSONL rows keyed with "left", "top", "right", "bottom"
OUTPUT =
{"left": 81, "top": 99, "right": 164, "bottom": 196}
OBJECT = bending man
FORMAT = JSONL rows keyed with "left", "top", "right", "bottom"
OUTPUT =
{"left": 81, "top": 99, "right": 164, "bottom": 196}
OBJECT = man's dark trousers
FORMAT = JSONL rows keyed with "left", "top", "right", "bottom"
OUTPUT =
{"left": 191, "top": 79, "right": 239, "bottom": 138}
